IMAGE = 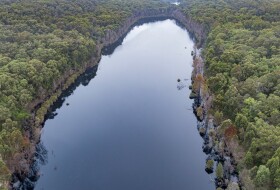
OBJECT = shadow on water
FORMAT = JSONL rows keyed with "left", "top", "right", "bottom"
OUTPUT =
{"left": 11, "top": 65, "right": 99, "bottom": 190}
{"left": 46, "top": 66, "right": 98, "bottom": 121}
{"left": 102, "top": 17, "right": 196, "bottom": 56}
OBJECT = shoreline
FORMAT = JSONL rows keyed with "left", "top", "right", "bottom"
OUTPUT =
{"left": 26, "top": 7, "right": 206, "bottom": 133}
{"left": 190, "top": 49, "right": 242, "bottom": 189}
{"left": 9, "top": 7, "right": 239, "bottom": 190}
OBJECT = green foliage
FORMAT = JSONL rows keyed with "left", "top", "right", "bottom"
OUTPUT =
{"left": 196, "top": 106, "right": 203, "bottom": 120}
{"left": 180, "top": 0, "right": 280, "bottom": 189}
{"left": 0, "top": 0, "right": 169, "bottom": 185}
{"left": 255, "top": 165, "right": 270, "bottom": 187}
{"left": 0, "top": 0, "right": 279, "bottom": 188}
{"left": 216, "top": 162, "right": 224, "bottom": 179}
{"left": 214, "top": 111, "right": 223, "bottom": 126}
{"left": 244, "top": 151, "right": 253, "bottom": 168}
{"left": 226, "top": 182, "right": 240, "bottom": 190}
{"left": 0, "top": 144, "right": 11, "bottom": 187}
{"left": 265, "top": 148, "right": 280, "bottom": 188}
{"left": 206, "top": 159, "right": 214, "bottom": 170}
{"left": 250, "top": 166, "right": 258, "bottom": 179}
{"left": 274, "top": 169, "right": 280, "bottom": 188}
{"left": 235, "top": 114, "right": 248, "bottom": 130}
{"left": 0, "top": 158, "right": 10, "bottom": 180}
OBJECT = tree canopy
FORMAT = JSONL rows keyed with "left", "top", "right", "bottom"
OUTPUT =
{"left": 0, "top": 0, "right": 279, "bottom": 189}
{"left": 180, "top": 0, "right": 280, "bottom": 189}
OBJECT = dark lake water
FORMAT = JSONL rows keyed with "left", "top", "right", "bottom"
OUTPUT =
{"left": 34, "top": 19, "right": 214, "bottom": 190}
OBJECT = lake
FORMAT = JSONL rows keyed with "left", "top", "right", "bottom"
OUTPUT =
{"left": 32, "top": 19, "right": 214, "bottom": 190}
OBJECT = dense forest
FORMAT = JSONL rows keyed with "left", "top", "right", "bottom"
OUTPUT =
{"left": 183, "top": 0, "right": 280, "bottom": 189}
{"left": 0, "top": 0, "right": 279, "bottom": 190}
{"left": 0, "top": 0, "right": 169, "bottom": 188}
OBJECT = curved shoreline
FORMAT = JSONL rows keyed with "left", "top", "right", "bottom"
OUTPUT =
{"left": 11, "top": 7, "right": 236, "bottom": 190}
{"left": 27, "top": 7, "right": 206, "bottom": 131}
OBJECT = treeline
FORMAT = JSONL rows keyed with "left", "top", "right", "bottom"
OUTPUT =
{"left": 0, "top": 0, "right": 167, "bottom": 187}
{"left": 181, "top": 0, "right": 280, "bottom": 189}
{"left": 1, "top": 0, "right": 279, "bottom": 189}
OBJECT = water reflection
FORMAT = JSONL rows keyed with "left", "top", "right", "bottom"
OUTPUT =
{"left": 12, "top": 66, "right": 99, "bottom": 190}
{"left": 46, "top": 66, "right": 98, "bottom": 120}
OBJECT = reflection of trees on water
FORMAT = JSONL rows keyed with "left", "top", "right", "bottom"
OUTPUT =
{"left": 46, "top": 66, "right": 98, "bottom": 121}
{"left": 12, "top": 142, "right": 47, "bottom": 190}
{"left": 35, "top": 142, "right": 48, "bottom": 166}
{"left": 177, "top": 78, "right": 188, "bottom": 90}
{"left": 12, "top": 66, "right": 99, "bottom": 190}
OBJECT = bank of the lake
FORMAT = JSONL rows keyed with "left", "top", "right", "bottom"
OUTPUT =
{"left": 190, "top": 49, "right": 242, "bottom": 189}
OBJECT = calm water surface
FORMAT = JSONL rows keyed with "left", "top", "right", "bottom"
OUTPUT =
{"left": 35, "top": 19, "right": 214, "bottom": 190}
